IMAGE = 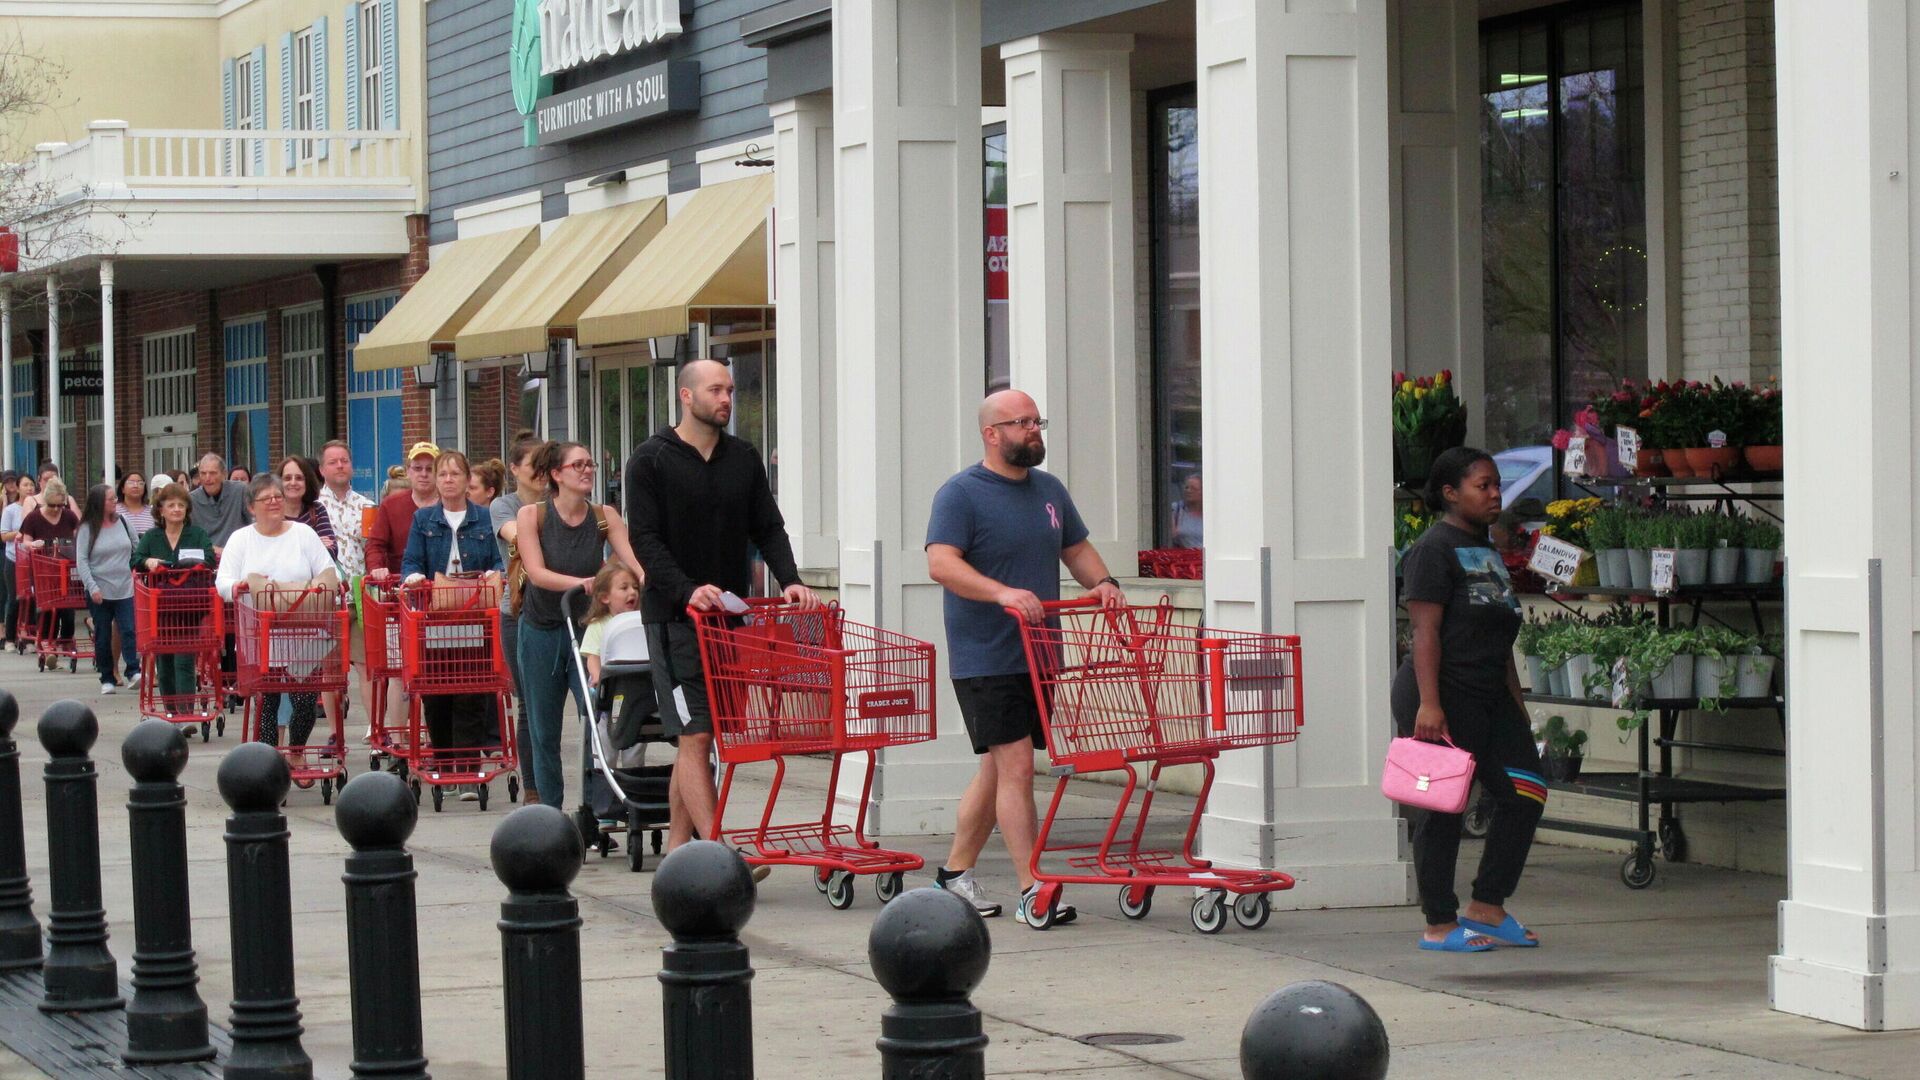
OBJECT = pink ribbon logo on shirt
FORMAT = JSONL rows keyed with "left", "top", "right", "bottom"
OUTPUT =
{"left": 1046, "top": 502, "right": 1061, "bottom": 530}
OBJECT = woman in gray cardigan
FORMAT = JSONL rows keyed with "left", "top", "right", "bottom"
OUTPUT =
{"left": 76, "top": 484, "right": 140, "bottom": 696}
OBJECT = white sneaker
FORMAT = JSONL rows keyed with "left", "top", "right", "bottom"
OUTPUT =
{"left": 1017, "top": 885, "right": 1078, "bottom": 927}
{"left": 99, "top": 682, "right": 116, "bottom": 696}
{"left": 934, "top": 868, "right": 1003, "bottom": 917}
{"left": 127, "top": 672, "right": 142, "bottom": 689}
{"left": 459, "top": 787, "right": 480, "bottom": 802}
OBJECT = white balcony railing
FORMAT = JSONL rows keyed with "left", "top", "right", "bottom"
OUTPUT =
{"left": 34, "top": 120, "right": 414, "bottom": 195}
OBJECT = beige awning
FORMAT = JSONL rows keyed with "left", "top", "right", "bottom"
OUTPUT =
{"left": 576, "top": 174, "right": 774, "bottom": 347}
{"left": 351, "top": 225, "right": 540, "bottom": 372}
{"left": 452, "top": 199, "right": 667, "bottom": 360}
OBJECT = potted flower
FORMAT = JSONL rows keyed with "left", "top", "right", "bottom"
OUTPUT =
{"left": 1391, "top": 370, "right": 1467, "bottom": 484}
{"left": 1685, "top": 380, "right": 1745, "bottom": 475}
{"left": 1639, "top": 381, "right": 1698, "bottom": 477}
{"left": 1551, "top": 406, "right": 1621, "bottom": 478}
{"left": 1743, "top": 380, "right": 1783, "bottom": 472}
{"left": 1707, "top": 512, "right": 1744, "bottom": 585}
{"left": 1742, "top": 518, "right": 1783, "bottom": 584}
{"left": 1586, "top": 507, "right": 1631, "bottom": 588}
{"left": 1536, "top": 715, "right": 1588, "bottom": 782}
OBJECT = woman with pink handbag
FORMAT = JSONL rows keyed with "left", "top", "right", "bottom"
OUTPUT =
{"left": 1392, "top": 447, "right": 1546, "bottom": 953}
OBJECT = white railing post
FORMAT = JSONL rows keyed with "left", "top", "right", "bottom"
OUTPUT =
{"left": 87, "top": 121, "right": 129, "bottom": 196}
{"left": 33, "top": 143, "right": 67, "bottom": 188}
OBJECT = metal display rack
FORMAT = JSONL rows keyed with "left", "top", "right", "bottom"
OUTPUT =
{"left": 1503, "top": 473, "right": 1787, "bottom": 889}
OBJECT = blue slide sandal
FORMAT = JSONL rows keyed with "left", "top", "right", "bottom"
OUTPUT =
{"left": 1457, "top": 913, "right": 1540, "bottom": 947}
{"left": 1418, "top": 925, "right": 1495, "bottom": 953}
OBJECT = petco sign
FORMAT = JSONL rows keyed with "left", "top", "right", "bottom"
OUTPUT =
{"left": 539, "top": 0, "right": 685, "bottom": 76}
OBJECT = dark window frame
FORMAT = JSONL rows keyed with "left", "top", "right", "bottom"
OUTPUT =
{"left": 1147, "top": 82, "right": 1198, "bottom": 549}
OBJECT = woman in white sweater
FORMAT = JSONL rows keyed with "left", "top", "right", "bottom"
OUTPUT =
{"left": 216, "top": 475, "right": 338, "bottom": 754}
{"left": 76, "top": 484, "right": 140, "bottom": 696}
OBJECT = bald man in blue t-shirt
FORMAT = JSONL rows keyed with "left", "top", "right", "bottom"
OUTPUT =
{"left": 924, "top": 388, "right": 1126, "bottom": 926}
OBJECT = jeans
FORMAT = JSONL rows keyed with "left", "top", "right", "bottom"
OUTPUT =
{"left": 89, "top": 595, "right": 138, "bottom": 682}
{"left": 502, "top": 612, "right": 534, "bottom": 796}
{"left": 518, "top": 618, "right": 585, "bottom": 808}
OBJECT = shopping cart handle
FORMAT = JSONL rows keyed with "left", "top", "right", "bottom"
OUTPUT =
{"left": 1203, "top": 638, "right": 1228, "bottom": 732}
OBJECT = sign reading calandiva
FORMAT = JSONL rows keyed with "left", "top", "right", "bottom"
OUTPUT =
{"left": 539, "top": 0, "right": 686, "bottom": 76}
{"left": 534, "top": 59, "right": 698, "bottom": 144}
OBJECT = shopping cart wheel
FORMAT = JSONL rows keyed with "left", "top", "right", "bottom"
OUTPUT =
{"left": 825, "top": 870, "right": 856, "bottom": 911}
{"left": 68, "top": 659, "right": 76, "bottom": 673}
{"left": 1232, "top": 893, "right": 1272, "bottom": 931}
{"left": 652, "top": 830, "right": 663, "bottom": 854}
{"left": 478, "top": 784, "right": 490, "bottom": 811}
{"left": 216, "top": 717, "right": 226, "bottom": 738}
{"left": 1021, "top": 888, "right": 1058, "bottom": 931}
{"left": 875, "top": 872, "right": 905, "bottom": 904}
{"left": 431, "top": 786, "right": 444, "bottom": 813}
{"left": 508, "top": 775, "right": 520, "bottom": 803}
{"left": 813, "top": 868, "right": 831, "bottom": 894}
{"left": 200, "top": 722, "right": 212, "bottom": 742}
{"left": 1190, "top": 891, "right": 1227, "bottom": 935}
{"left": 1118, "top": 885, "right": 1154, "bottom": 920}
{"left": 1620, "top": 853, "right": 1656, "bottom": 889}
{"left": 321, "top": 778, "right": 334, "bottom": 806}
{"left": 409, "top": 777, "right": 421, "bottom": 805}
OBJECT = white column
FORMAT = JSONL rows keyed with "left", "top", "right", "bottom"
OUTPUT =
{"left": 1000, "top": 33, "right": 1141, "bottom": 563}
{"left": 45, "top": 277, "right": 58, "bottom": 473}
{"left": 1194, "top": 0, "right": 1412, "bottom": 909}
{"left": 770, "top": 93, "right": 839, "bottom": 571}
{"left": 99, "top": 260, "right": 115, "bottom": 489}
{"left": 1, "top": 291, "right": 11, "bottom": 472}
{"left": 1769, "top": 0, "right": 1920, "bottom": 1030}
{"left": 832, "top": 0, "right": 984, "bottom": 835}
{"left": 1386, "top": 1, "right": 1481, "bottom": 443}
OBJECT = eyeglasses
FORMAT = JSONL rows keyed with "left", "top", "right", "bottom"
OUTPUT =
{"left": 991, "top": 417, "right": 1049, "bottom": 431}
{"left": 561, "top": 460, "right": 597, "bottom": 474}
{"left": 251, "top": 495, "right": 285, "bottom": 507}
{"left": 43, "top": 501, "right": 65, "bottom": 510}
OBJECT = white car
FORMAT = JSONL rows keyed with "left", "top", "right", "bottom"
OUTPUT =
{"left": 1494, "top": 446, "right": 1554, "bottom": 510}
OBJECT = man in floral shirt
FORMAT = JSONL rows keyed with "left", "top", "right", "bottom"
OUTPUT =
{"left": 318, "top": 440, "right": 377, "bottom": 732}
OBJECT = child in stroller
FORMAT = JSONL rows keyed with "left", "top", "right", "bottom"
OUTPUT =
{"left": 563, "top": 569, "right": 672, "bottom": 872}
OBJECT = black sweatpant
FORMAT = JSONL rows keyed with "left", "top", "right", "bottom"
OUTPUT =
{"left": 1390, "top": 664, "right": 1546, "bottom": 926}
{"left": 258, "top": 692, "right": 319, "bottom": 748}
{"left": 423, "top": 693, "right": 496, "bottom": 762}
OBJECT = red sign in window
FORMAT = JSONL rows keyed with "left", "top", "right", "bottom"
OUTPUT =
{"left": 984, "top": 206, "right": 1008, "bottom": 301}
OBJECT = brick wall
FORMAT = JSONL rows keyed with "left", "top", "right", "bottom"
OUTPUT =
{"left": 400, "top": 215, "right": 433, "bottom": 449}
{"left": 1677, "top": 0, "right": 1780, "bottom": 384}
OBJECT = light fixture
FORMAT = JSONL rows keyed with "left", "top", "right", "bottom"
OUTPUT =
{"left": 588, "top": 168, "right": 628, "bottom": 187}
{"left": 414, "top": 354, "right": 443, "bottom": 387}
{"left": 650, "top": 334, "right": 684, "bottom": 366}
{"left": 524, "top": 345, "right": 551, "bottom": 377}
{"left": 734, "top": 143, "right": 773, "bottom": 169}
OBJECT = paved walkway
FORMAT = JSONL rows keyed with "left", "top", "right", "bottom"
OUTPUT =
{"left": 0, "top": 660, "right": 1913, "bottom": 1078}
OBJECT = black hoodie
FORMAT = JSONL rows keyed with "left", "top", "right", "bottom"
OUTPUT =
{"left": 624, "top": 426, "right": 801, "bottom": 623}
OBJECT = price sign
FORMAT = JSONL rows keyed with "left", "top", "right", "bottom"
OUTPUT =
{"left": 1615, "top": 426, "right": 1640, "bottom": 470}
{"left": 1650, "top": 548, "right": 1677, "bottom": 595}
{"left": 1562, "top": 435, "right": 1588, "bottom": 477}
{"left": 1707, "top": 429, "right": 1728, "bottom": 449}
{"left": 1529, "top": 535, "right": 1587, "bottom": 585}
{"left": 1611, "top": 658, "right": 1632, "bottom": 708}
{"left": 16, "top": 416, "right": 46, "bottom": 441}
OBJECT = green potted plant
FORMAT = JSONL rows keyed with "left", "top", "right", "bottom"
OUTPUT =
{"left": 1586, "top": 507, "right": 1631, "bottom": 588}
{"left": 1687, "top": 380, "right": 1744, "bottom": 474}
{"left": 1536, "top": 715, "right": 1589, "bottom": 782}
{"left": 1743, "top": 381, "right": 1782, "bottom": 472}
{"left": 1558, "top": 622, "right": 1603, "bottom": 704}
{"left": 1743, "top": 518, "right": 1783, "bottom": 584}
{"left": 1391, "top": 370, "right": 1467, "bottom": 483}
{"left": 1670, "top": 509, "right": 1715, "bottom": 588}
{"left": 1622, "top": 512, "right": 1658, "bottom": 590}
{"left": 1735, "top": 630, "right": 1782, "bottom": 698}
{"left": 1690, "top": 625, "right": 1750, "bottom": 706}
{"left": 1514, "top": 613, "right": 1553, "bottom": 692}
{"left": 1707, "top": 512, "right": 1744, "bottom": 585}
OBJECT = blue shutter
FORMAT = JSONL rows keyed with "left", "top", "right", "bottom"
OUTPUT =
{"left": 379, "top": 0, "right": 398, "bottom": 130}
{"left": 280, "top": 32, "right": 295, "bottom": 170}
{"left": 312, "top": 17, "right": 329, "bottom": 160}
{"left": 343, "top": 4, "right": 360, "bottom": 145}
{"left": 221, "top": 58, "right": 235, "bottom": 174}
{"left": 250, "top": 45, "right": 267, "bottom": 174}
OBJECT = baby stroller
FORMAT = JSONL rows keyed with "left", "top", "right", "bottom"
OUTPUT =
{"left": 561, "top": 585, "right": 673, "bottom": 872}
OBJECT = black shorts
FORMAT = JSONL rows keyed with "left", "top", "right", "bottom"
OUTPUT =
{"left": 952, "top": 673, "right": 1045, "bottom": 755}
{"left": 646, "top": 622, "right": 712, "bottom": 739}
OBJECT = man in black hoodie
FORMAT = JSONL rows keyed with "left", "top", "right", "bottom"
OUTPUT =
{"left": 625, "top": 358, "right": 818, "bottom": 852}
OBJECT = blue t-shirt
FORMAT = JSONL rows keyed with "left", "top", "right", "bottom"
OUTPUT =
{"left": 925, "top": 464, "right": 1089, "bottom": 679}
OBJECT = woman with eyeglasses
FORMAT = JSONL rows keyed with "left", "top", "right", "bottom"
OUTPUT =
{"left": 18, "top": 478, "right": 80, "bottom": 650}
{"left": 215, "top": 475, "right": 340, "bottom": 759}
{"left": 76, "top": 484, "right": 141, "bottom": 696}
{"left": 514, "top": 440, "right": 645, "bottom": 810}
{"left": 401, "top": 449, "right": 505, "bottom": 801}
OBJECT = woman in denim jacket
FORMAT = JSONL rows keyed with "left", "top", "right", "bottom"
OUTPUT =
{"left": 401, "top": 450, "right": 504, "bottom": 799}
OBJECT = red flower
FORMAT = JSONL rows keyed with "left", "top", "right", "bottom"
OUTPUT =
{"left": 1551, "top": 429, "right": 1572, "bottom": 451}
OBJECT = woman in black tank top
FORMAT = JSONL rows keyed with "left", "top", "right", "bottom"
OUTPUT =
{"left": 513, "top": 441, "right": 645, "bottom": 810}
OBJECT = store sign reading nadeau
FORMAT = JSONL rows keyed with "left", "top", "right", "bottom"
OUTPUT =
{"left": 512, "top": 0, "right": 696, "bottom": 146}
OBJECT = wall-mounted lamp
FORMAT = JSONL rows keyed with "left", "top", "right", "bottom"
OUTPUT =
{"left": 650, "top": 334, "right": 684, "bottom": 367}
{"left": 734, "top": 143, "right": 773, "bottom": 169}
{"left": 588, "top": 169, "right": 628, "bottom": 187}
{"left": 414, "top": 354, "right": 445, "bottom": 387}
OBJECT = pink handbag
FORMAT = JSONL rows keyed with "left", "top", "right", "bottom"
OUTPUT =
{"left": 1381, "top": 736, "right": 1476, "bottom": 814}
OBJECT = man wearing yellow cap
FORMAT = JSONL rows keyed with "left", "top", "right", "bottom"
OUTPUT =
{"left": 366, "top": 442, "right": 442, "bottom": 579}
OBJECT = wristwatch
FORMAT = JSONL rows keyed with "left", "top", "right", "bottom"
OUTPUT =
{"left": 1097, "top": 576, "right": 1122, "bottom": 590}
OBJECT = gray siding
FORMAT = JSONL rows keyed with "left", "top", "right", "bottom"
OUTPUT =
{"left": 426, "top": 0, "right": 775, "bottom": 244}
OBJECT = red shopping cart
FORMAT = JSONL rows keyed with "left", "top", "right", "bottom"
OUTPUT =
{"left": 133, "top": 567, "right": 226, "bottom": 741}
{"left": 692, "top": 598, "right": 935, "bottom": 910}
{"left": 28, "top": 543, "right": 92, "bottom": 673}
{"left": 234, "top": 582, "right": 353, "bottom": 804}
{"left": 1009, "top": 597, "right": 1301, "bottom": 933}
{"left": 360, "top": 578, "right": 410, "bottom": 774}
{"left": 395, "top": 574, "right": 519, "bottom": 812}
{"left": 1137, "top": 548, "right": 1204, "bottom": 580}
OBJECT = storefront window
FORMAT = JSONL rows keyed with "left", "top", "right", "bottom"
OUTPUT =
{"left": 984, "top": 127, "right": 1010, "bottom": 393}
{"left": 1482, "top": 4, "right": 1646, "bottom": 462}
{"left": 1150, "top": 89, "right": 1201, "bottom": 547}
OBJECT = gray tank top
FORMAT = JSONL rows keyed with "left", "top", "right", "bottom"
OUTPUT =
{"left": 521, "top": 498, "right": 603, "bottom": 629}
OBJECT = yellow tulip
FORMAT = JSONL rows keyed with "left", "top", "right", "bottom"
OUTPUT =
{"left": 1414, "top": 387, "right": 1427, "bottom": 398}
{"left": 1401, "top": 380, "right": 1414, "bottom": 393}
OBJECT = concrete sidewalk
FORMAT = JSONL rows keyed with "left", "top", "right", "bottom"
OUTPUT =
{"left": 0, "top": 660, "right": 1912, "bottom": 1078}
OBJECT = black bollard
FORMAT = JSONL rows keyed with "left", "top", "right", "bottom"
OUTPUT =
{"left": 336, "top": 771, "right": 429, "bottom": 1080}
{"left": 219, "top": 741, "right": 312, "bottom": 1080}
{"left": 491, "top": 804, "right": 585, "bottom": 1080}
{"left": 1239, "top": 980, "right": 1389, "bottom": 1080}
{"left": 121, "top": 719, "right": 214, "bottom": 1063}
{"left": 0, "top": 689, "right": 42, "bottom": 971}
{"left": 37, "top": 700, "right": 123, "bottom": 1012}
{"left": 652, "top": 841, "right": 756, "bottom": 1080}
{"left": 868, "top": 887, "right": 991, "bottom": 1080}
